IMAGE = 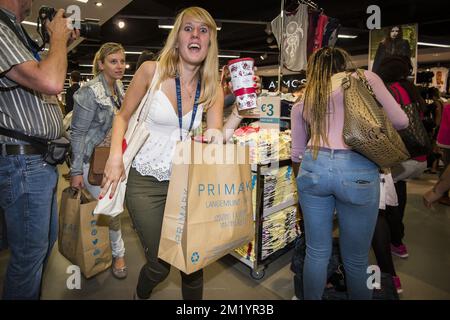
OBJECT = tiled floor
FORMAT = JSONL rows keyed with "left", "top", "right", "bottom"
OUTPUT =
{"left": 0, "top": 166, "right": 449, "bottom": 300}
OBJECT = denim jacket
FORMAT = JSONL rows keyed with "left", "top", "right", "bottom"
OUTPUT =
{"left": 70, "top": 72, "right": 124, "bottom": 176}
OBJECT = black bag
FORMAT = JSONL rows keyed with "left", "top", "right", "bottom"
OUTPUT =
{"left": 0, "top": 127, "right": 70, "bottom": 165}
{"left": 43, "top": 137, "right": 71, "bottom": 165}
{"left": 291, "top": 236, "right": 346, "bottom": 299}
{"left": 291, "top": 235, "right": 399, "bottom": 300}
{"left": 390, "top": 86, "right": 432, "bottom": 157}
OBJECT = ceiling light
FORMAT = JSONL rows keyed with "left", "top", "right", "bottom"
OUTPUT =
{"left": 126, "top": 64, "right": 130, "bottom": 69}
{"left": 76, "top": 0, "right": 89, "bottom": 3}
{"left": 338, "top": 34, "right": 358, "bottom": 39}
{"left": 157, "top": 19, "right": 221, "bottom": 31}
{"left": 124, "top": 51, "right": 142, "bottom": 55}
{"left": 418, "top": 42, "right": 450, "bottom": 48}
{"left": 79, "top": 64, "right": 93, "bottom": 67}
{"left": 218, "top": 54, "right": 240, "bottom": 59}
{"left": 118, "top": 21, "right": 125, "bottom": 29}
{"left": 158, "top": 24, "right": 174, "bottom": 30}
{"left": 95, "top": 2, "right": 103, "bottom": 6}
{"left": 21, "top": 21, "right": 37, "bottom": 26}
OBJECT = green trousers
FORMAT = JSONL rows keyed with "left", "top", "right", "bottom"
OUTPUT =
{"left": 126, "top": 167, "right": 203, "bottom": 300}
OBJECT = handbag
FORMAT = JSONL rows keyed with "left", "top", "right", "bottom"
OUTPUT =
{"left": 341, "top": 69, "right": 410, "bottom": 168}
{"left": 0, "top": 127, "right": 70, "bottom": 165}
{"left": 94, "top": 65, "right": 160, "bottom": 216}
{"left": 88, "top": 146, "right": 110, "bottom": 186}
{"left": 389, "top": 85, "right": 431, "bottom": 157}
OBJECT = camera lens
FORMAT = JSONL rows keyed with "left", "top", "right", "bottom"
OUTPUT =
{"left": 80, "top": 21, "right": 101, "bottom": 40}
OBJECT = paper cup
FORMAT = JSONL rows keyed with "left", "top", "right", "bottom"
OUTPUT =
{"left": 228, "top": 58, "right": 257, "bottom": 111}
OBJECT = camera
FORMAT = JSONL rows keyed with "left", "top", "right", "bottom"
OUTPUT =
{"left": 37, "top": 6, "right": 101, "bottom": 46}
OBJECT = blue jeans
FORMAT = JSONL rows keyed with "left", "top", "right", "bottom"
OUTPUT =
{"left": 0, "top": 154, "right": 58, "bottom": 300}
{"left": 297, "top": 149, "right": 379, "bottom": 300}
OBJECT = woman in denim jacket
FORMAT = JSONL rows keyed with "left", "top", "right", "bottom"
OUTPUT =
{"left": 70, "top": 42, "right": 128, "bottom": 279}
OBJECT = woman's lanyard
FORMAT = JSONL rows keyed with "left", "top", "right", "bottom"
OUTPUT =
{"left": 109, "top": 84, "right": 123, "bottom": 111}
{"left": 175, "top": 75, "right": 201, "bottom": 141}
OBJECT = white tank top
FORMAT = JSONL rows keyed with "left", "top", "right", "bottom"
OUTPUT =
{"left": 132, "top": 87, "right": 204, "bottom": 181}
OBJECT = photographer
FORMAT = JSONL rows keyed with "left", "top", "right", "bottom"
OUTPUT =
{"left": 0, "top": 0, "right": 78, "bottom": 300}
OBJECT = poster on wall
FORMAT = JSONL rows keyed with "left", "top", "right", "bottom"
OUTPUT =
{"left": 430, "top": 67, "right": 449, "bottom": 93}
{"left": 369, "top": 24, "right": 418, "bottom": 79}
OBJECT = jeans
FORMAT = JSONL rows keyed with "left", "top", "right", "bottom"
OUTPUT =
{"left": 0, "top": 154, "right": 58, "bottom": 300}
{"left": 297, "top": 149, "right": 379, "bottom": 300}
{"left": 82, "top": 163, "right": 125, "bottom": 258}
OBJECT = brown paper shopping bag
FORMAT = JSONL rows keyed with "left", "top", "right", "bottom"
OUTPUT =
{"left": 158, "top": 141, "right": 253, "bottom": 274}
{"left": 59, "top": 187, "right": 112, "bottom": 278}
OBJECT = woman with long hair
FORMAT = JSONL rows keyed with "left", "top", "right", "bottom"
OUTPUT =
{"left": 291, "top": 47, "right": 408, "bottom": 299}
{"left": 99, "top": 7, "right": 223, "bottom": 300}
{"left": 70, "top": 42, "right": 128, "bottom": 279}
{"left": 373, "top": 25, "right": 411, "bottom": 74}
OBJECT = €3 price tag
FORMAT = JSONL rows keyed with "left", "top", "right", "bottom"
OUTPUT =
{"left": 257, "top": 96, "right": 280, "bottom": 125}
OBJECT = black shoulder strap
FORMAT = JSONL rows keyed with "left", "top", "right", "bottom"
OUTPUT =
{"left": 0, "top": 10, "right": 41, "bottom": 56}
{"left": 0, "top": 126, "right": 47, "bottom": 148}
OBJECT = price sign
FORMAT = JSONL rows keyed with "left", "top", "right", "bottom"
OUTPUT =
{"left": 258, "top": 96, "right": 280, "bottom": 127}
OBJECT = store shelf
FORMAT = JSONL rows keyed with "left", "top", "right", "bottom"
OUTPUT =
{"left": 261, "top": 239, "right": 296, "bottom": 264}
{"left": 252, "top": 158, "right": 292, "bottom": 173}
{"left": 230, "top": 251, "right": 254, "bottom": 269}
{"left": 263, "top": 198, "right": 298, "bottom": 218}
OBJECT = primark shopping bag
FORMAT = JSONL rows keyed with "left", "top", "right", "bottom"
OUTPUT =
{"left": 59, "top": 187, "right": 112, "bottom": 278}
{"left": 158, "top": 141, "right": 253, "bottom": 274}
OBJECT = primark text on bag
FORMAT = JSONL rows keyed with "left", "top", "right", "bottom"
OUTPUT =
{"left": 158, "top": 141, "right": 254, "bottom": 274}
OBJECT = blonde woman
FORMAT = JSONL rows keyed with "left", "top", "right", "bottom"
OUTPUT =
{"left": 291, "top": 47, "right": 408, "bottom": 299}
{"left": 70, "top": 42, "right": 128, "bottom": 279}
{"left": 100, "top": 7, "right": 223, "bottom": 300}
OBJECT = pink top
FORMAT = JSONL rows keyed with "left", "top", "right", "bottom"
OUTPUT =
{"left": 389, "top": 82, "right": 427, "bottom": 162}
{"left": 291, "top": 70, "right": 409, "bottom": 162}
{"left": 437, "top": 104, "right": 450, "bottom": 148}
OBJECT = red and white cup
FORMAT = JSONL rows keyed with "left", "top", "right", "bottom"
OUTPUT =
{"left": 227, "top": 58, "right": 257, "bottom": 111}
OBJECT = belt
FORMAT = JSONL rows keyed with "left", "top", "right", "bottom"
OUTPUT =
{"left": 306, "top": 147, "right": 352, "bottom": 154}
{"left": 0, "top": 144, "right": 44, "bottom": 156}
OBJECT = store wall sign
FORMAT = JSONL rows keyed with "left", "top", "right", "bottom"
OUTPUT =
{"left": 263, "top": 75, "right": 306, "bottom": 92}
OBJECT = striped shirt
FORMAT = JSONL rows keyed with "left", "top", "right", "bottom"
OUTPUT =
{"left": 0, "top": 8, "right": 63, "bottom": 144}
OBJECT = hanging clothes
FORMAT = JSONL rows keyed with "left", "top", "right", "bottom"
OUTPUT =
{"left": 312, "top": 13, "right": 329, "bottom": 52}
{"left": 307, "top": 9, "right": 320, "bottom": 57}
{"left": 322, "top": 17, "right": 341, "bottom": 47}
{"left": 271, "top": 3, "right": 309, "bottom": 71}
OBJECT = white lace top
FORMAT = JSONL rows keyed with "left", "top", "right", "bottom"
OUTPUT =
{"left": 132, "top": 88, "right": 204, "bottom": 181}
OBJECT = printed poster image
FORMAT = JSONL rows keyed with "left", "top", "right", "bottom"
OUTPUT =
{"left": 369, "top": 24, "right": 418, "bottom": 79}
{"left": 430, "top": 67, "right": 449, "bottom": 93}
